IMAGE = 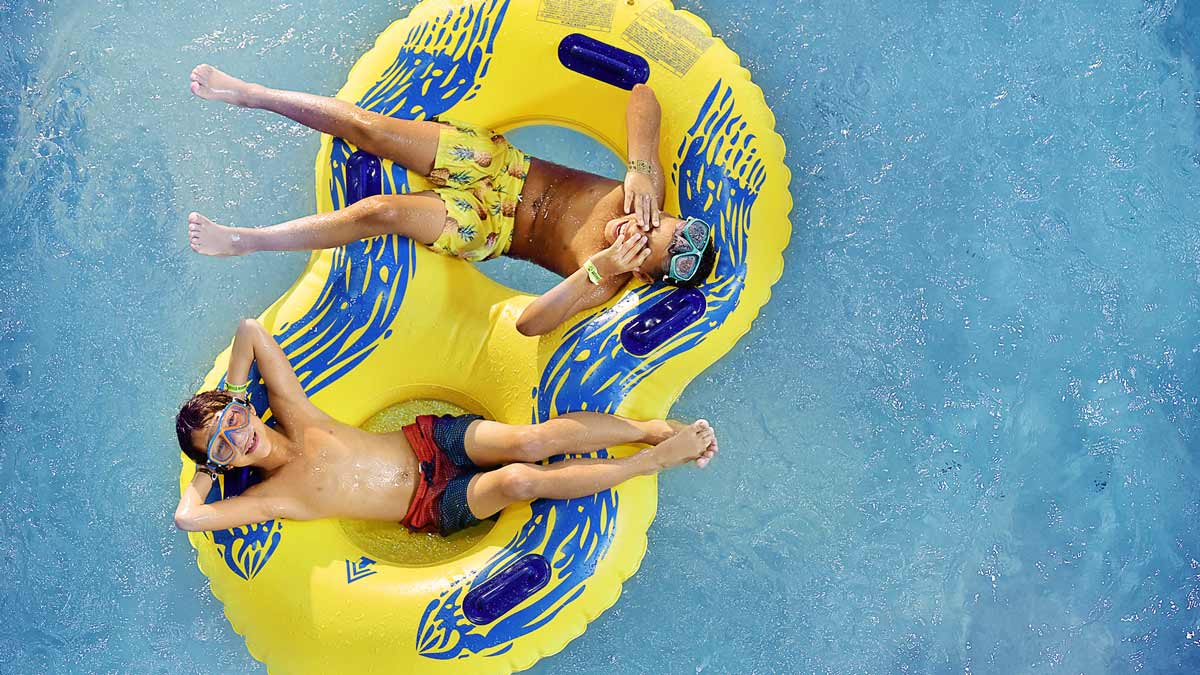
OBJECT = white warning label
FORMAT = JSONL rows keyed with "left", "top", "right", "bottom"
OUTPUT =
{"left": 537, "top": 0, "right": 617, "bottom": 31}
{"left": 621, "top": 2, "right": 714, "bottom": 77}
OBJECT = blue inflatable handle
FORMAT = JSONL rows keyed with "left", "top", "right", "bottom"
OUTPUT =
{"left": 621, "top": 288, "right": 707, "bottom": 356}
{"left": 463, "top": 554, "right": 552, "bottom": 625}
{"left": 558, "top": 33, "right": 649, "bottom": 90}
{"left": 346, "top": 150, "right": 382, "bottom": 204}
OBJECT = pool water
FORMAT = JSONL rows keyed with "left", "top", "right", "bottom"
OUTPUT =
{"left": 4, "top": 0, "right": 1200, "bottom": 672}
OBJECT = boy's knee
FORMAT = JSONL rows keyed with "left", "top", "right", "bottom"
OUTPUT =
{"left": 352, "top": 109, "right": 382, "bottom": 140}
{"left": 496, "top": 464, "right": 539, "bottom": 502}
{"left": 509, "top": 427, "right": 551, "bottom": 463}
{"left": 355, "top": 194, "right": 402, "bottom": 224}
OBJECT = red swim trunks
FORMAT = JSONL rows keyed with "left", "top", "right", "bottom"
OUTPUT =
{"left": 400, "top": 414, "right": 484, "bottom": 534}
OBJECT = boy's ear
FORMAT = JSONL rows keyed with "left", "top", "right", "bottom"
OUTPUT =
{"left": 633, "top": 270, "right": 652, "bottom": 283}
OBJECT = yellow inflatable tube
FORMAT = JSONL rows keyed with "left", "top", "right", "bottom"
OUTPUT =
{"left": 181, "top": 1, "right": 791, "bottom": 672}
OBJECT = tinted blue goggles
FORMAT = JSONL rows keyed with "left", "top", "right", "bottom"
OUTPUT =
{"left": 664, "top": 217, "right": 712, "bottom": 283}
{"left": 205, "top": 400, "right": 252, "bottom": 468}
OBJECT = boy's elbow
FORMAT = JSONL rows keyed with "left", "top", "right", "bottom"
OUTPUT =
{"left": 515, "top": 317, "right": 548, "bottom": 337}
{"left": 174, "top": 510, "right": 200, "bottom": 532}
{"left": 632, "top": 83, "right": 659, "bottom": 108}
{"left": 174, "top": 502, "right": 216, "bottom": 532}
{"left": 515, "top": 309, "right": 551, "bottom": 337}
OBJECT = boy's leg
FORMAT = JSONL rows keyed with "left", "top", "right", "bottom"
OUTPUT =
{"left": 191, "top": 64, "right": 443, "bottom": 175}
{"left": 462, "top": 412, "right": 692, "bottom": 467}
{"left": 188, "top": 193, "right": 446, "bottom": 257}
{"left": 465, "top": 421, "right": 717, "bottom": 520}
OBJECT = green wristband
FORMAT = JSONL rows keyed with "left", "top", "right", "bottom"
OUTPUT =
{"left": 583, "top": 259, "right": 603, "bottom": 285}
{"left": 226, "top": 380, "right": 249, "bottom": 394}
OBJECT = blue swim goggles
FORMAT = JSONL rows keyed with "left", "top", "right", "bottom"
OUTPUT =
{"left": 205, "top": 399, "right": 252, "bottom": 469}
{"left": 664, "top": 217, "right": 712, "bottom": 283}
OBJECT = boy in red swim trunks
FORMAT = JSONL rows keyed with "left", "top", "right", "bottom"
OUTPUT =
{"left": 172, "top": 318, "right": 718, "bottom": 535}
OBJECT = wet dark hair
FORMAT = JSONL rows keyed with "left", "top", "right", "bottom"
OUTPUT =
{"left": 662, "top": 238, "right": 718, "bottom": 289}
{"left": 175, "top": 389, "right": 236, "bottom": 466}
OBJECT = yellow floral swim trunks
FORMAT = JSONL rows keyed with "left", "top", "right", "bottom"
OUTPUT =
{"left": 427, "top": 118, "right": 530, "bottom": 262}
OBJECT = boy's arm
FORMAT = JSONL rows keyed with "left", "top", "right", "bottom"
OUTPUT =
{"left": 516, "top": 227, "right": 650, "bottom": 336}
{"left": 624, "top": 83, "right": 665, "bottom": 230}
{"left": 226, "top": 318, "right": 327, "bottom": 424}
{"left": 174, "top": 472, "right": 313, "bottom": 532}
{"left": 516, "top": 268, "right": 623, "bottom": 337}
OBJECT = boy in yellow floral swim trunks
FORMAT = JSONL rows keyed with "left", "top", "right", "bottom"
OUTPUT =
{"left": 426, "top": 118, "right": 530, "bottom": 262}
{"left": 187, "top": 65, "right": 719, "bottom": 335}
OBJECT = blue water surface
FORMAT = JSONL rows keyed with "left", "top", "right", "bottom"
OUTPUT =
{"left": 3, "top": 0, "right": 1200, "bottom": 673}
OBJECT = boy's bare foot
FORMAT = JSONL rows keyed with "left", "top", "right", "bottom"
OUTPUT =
{"left": 646, "top": 421, "right": 716, "bottom": 470}
{"left": 694, "top": 419, "right": 718, "bottom": 468}
{"left": 189, "top": 64, "right": 260, "bottom": 107}
{"left": 188, "top": 212, "right": 245, "bottom": 257}
{"left": 641, "top": 418, "right": 688, "bottom": 445}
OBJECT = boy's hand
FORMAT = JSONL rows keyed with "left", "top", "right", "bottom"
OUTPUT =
{"left": 605, "top": 213, "right": 641, "bottom": 241}
{"left": 590, "top": 230, "right": 651, "bottom": 279}
{"left": 623, "top": 169, "right": 660, "bottom": 231}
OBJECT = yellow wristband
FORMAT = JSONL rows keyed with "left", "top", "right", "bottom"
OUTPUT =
{"left": 583, "top": 259, "right": 603, "bottom": 285}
